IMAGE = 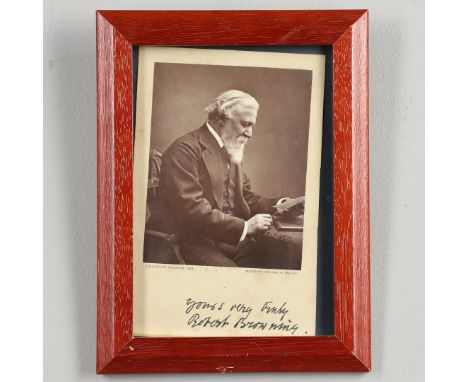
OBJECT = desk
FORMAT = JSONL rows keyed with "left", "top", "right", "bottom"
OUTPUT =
{"left": 256, "top": 226, "right": 303, "bottom": 270}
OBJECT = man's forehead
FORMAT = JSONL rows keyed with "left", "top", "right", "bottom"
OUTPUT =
{"left": 231, "top": 104, "right": 258, "bottom": 120}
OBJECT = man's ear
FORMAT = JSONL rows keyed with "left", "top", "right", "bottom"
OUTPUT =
{"left": 218, "top": 118, "right": 228, "bottom": 129}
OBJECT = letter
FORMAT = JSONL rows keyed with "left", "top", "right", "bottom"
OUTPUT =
{"left": 186, "top": 298, "right": 196, "bottom": 314}
{"left": 234, "top": 317, "right": 245, "bottom": 329}
{"left": 261, "top": 301, "right": 273, "bottom": 313}
{"left": 187, "top": 313, "right": 200, "bottom": 327}
{"left": 278, "top": 302, "right": 288, "bottom": 321}
{"left": 220, "top": 315, "right": 230, "bottom": 328}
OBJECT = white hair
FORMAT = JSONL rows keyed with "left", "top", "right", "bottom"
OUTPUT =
{"left": 205, "top": 89, "right": 259, "bottom": 122}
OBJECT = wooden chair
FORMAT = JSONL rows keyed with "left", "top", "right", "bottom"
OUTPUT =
{"left": 144, "top": 148, "right": 185, "bottom": 264}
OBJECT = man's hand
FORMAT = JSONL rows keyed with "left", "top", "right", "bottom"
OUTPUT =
{"left": 247, "top": 214, "right": 272, "bottom": 236}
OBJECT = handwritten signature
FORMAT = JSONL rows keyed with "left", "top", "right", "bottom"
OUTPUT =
{"left": 185, "top": 298, "right": 299, "bottom": 334}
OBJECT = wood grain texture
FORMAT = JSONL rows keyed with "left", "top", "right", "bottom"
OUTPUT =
{"left": 98, "top": 10, "right": 367, "bottom": 46}
{"left": 112, "top": 27, "right": 134, "bottom": 356}
{"left": 350, "top": 13, "right": 371, "bottom": 368}
{"left": 333, "top": 27, "right": 355, "bottom": 352}
{"left": 332, "top": 11, "right": 370, "bottom": 368}
{"left": 333, "top": 9, "right": 370, "bottom": 367}
{"left": 100, "top": 337, "right": 366, "bottom": 374}
{"left": 96, "top": 10, "right": 370, "bottom": 374}
{"left": 96, "top": 14, "right": 134, "bottom": 373}
{"left": 96, "top": 13, "right": 115, "bottom": 372}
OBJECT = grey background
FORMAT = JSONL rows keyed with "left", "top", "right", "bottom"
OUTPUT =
{"left": 150, "top": 62, "right": 312, "bottom": 197}
{"left": 44, "top": 0, "right": 424, "bottom": 381}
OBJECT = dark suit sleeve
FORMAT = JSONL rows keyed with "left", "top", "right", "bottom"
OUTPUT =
{"left": 242, "top": 171, "right": 279, "bottom": 215}
{"left": 164, "top": 141, "right": 245, "bottom": 245}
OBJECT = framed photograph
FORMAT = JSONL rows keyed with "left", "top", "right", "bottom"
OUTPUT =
{"left": 97, "top": 10, "right": 369, "bottom": 373}
{"left": 133, "top": 46, "right": 325, "bottom": 338}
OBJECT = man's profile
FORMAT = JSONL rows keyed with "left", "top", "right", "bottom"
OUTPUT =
{"left": 144, "top": 89, "right": 291, "bottom": 267}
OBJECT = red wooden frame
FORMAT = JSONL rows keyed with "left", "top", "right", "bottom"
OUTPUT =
{"left": 96, "top": 10, "right": 369, "bottom": 373}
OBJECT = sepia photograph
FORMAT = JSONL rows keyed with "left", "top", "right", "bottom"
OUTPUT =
{"left": 143, "top": 62, "right": 312, "bottom": 270}
{"left": 133, "top": 47, "right": 324, "bottom": 337}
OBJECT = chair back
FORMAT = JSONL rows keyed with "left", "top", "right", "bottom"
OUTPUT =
{"left": 147, "top": 148, "right": 163, "bottom": 214}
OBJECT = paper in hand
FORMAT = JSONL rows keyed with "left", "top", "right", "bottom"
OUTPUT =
{"left": 274, "top": 196, "right": 305, "bottom": 213}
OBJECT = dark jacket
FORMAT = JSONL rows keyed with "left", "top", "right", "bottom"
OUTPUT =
{"left": 147, "top": 124, "right": 277, "bottom": 245}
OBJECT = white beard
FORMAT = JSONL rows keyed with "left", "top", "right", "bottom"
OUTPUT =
{"left": 220, "top": 129, "right": 247, "bottom": 164}
{"left": 224, "top": 144, "right": 245, "bottom": 164}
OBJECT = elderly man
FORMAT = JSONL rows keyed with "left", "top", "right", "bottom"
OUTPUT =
{"left": 146, "top": 90, "right": 289, "bottom": 267}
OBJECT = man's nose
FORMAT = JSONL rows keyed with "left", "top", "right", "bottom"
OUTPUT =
{"left": 244, "top": 127, "right": 253, "bottom": 138}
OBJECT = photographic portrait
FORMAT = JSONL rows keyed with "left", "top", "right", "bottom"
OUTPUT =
{"left": 133, "top": 47, "right": 325, "bottom": 337}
